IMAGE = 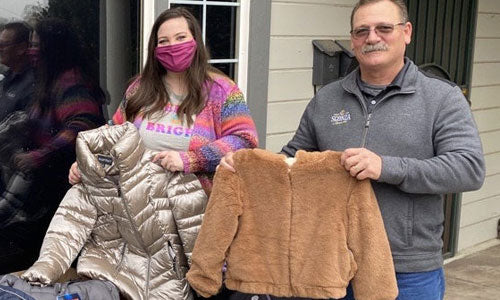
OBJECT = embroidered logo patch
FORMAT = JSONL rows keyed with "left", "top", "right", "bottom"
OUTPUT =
{"left": 331, "top": 110, "right": 351, "bottom": 125}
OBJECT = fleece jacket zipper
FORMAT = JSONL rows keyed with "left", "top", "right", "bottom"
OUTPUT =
{"left": 356, "top": 90, "right": 414, "bottom": 148}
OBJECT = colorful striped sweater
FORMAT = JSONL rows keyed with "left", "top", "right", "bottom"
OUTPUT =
{"left": 112, "top": 75, "right": 258, "bottom": 194}
{"left": 27, "top": 69, "right": 105, "bottom": 169}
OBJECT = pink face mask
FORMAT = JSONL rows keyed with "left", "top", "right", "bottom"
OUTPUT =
{"left": 27, "top": 48, "right": 40, "bottom": 67}
{"left": 155, "top": 39, "right": 197, "bottom": 72}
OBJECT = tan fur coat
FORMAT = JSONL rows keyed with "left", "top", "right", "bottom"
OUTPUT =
{"left": 187, "top": 149, "right": 398, "bottom": 300}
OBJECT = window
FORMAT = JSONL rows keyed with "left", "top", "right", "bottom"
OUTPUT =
{"left": 0, "top": 0, "right": 141, "bottom": 115}
{"left": 0, "top": 0, "right": 141, "bottom": 271}
{"left": 163, "top": 0, "right": 249, "bottom": 93}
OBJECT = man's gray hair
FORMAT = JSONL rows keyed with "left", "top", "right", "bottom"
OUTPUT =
{"left": 350, "top": 0, "right": 409, "bottom": 29}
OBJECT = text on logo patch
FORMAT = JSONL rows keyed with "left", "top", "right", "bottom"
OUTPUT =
{"left": 331, "top": 110, "right": 351, "bottom": 125}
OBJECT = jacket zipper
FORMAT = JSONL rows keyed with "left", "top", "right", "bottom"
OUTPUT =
{"left": 356, "top": 90, "right": 414, "bottom": 148}
{"left": 353, "top": 93, "right": 370, "bottom": 148}
{"left": 167, "top": 240, "right": 180, "bottom": 278}
{"left": 118, "top": 185, "right": 152, "bottom": 299}
{"left": 115, "top": 243, "right": 127, "bottom": 271}
{"left": 360, "top": 113, "right": 372, "bottom": 148}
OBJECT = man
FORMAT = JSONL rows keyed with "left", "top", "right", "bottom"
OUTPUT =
{"left": 222, "top": 0, "right": 485, "bottom": 299}
{"left": 0, "top": 22, "right": 35, "bottom": 122}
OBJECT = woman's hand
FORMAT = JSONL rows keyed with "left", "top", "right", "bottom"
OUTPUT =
{"left": 218, "top": 152, "right": 235, "bottom": 172}
{"left": 152, "top": 151, "right": 184, "bottom": 172}
{"left": 68, "top": 161, "right": 81, "bottom": 185}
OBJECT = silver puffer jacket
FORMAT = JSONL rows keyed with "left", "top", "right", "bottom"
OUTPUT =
{"left": 22, "top": 122, "right": 208, "bottom": 300}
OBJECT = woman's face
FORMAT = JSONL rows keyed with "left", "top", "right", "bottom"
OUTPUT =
{"left": 157, "top": 17, "right": 194, "bottom": 47}
{"left": 30, "top": 31, "right": 40, "bottom": 50}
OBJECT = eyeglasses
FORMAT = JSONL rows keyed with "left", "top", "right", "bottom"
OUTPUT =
{"left": 350, "top": 22, "right": 405, "bottom": 40}
{"left": 0, "top": 41, "right": 22, "bottom": 49}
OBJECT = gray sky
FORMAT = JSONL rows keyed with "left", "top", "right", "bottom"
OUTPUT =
{"left": 0, "top": 0, "right": 47, "bottom": 20}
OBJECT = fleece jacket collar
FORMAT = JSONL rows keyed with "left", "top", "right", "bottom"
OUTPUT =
{"left": 241, "top": 148, "right": 340, "bottom": 173}
{"left": 341, "top": 58, "right": 418, "bottom": 107}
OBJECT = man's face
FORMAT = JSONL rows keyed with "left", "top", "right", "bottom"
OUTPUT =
{"left": 0, "top": 29, "right": 26, "bottom": 68}
{"left": 350, "top": 0, "right": 412, "bottom": 71}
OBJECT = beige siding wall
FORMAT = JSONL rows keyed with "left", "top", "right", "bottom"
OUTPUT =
{"left": 266, "top": 0, "right": 356, "bottom": 152}
{"left": 266, "top": 0, "right": 500, "bottom": 251}
{"left": 458, "top": 0, "right": 500, "bottom": 251}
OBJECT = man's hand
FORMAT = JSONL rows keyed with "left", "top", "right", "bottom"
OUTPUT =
{"left": 68, "top": 161, "right": 81, "bottom": 185}
{"left": 152, "top": 151, "right": 184, "bottom": 172}
{"left": 218, "top": 152, "right": 235, "bottom": 172}
{"left": 340, "top": 148, "right": 382, "bottom": 180}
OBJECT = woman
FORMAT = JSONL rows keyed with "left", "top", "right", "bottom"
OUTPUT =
{"left": 69, "top": 7, "right": 258, "bottom": 195}
{"left": 0, "top": 18, "right": 104, "bottom": 273}
{"left": 64, "top": 7, "right": 256, "bottom": 299}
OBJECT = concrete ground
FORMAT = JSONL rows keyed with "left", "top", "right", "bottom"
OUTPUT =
{"left": 444, "top": 241, "right": 500, "bottom": 300}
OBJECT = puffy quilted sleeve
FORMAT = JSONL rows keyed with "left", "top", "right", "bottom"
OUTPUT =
{"left": 21, "top": 184, "right": 97, "bottom": 284}
{"left": 168, "top": 173, "right": 208, "bottom": 265}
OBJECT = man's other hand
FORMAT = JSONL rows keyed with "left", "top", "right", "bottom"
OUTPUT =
{"left": 340, "top": 148, "right": 382, "bottom": 180}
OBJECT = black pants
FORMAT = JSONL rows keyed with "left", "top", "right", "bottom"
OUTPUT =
{"left": 195, "top": 287, "right": 331, "bottom": 300}
{"left": 227, "top": 291, "right": 323, "bottom": 300}
{"left": 194, "top": 286, "right": 233, "bottom": 300}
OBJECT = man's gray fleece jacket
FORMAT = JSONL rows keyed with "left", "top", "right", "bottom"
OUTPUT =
{"left": 282, "top": 59, "right": 485, "bottom": 273}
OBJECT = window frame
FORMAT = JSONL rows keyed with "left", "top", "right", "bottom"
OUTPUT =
{"left": 142, "top": 0, "right": 249, "bottom": 96}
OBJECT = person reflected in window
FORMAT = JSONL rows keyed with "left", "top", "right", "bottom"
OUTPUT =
{"left": 0, "top": 18, "right": 104, "bottom": 273}
{"left": 69, "top": 7, "right": 258, "bottom": 196}
{"left": 0, "top": 22, "right": 35, "bottom": 122}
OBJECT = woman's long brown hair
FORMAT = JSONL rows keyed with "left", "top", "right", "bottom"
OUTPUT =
{"left": 125, "top": 7, "right": 217, "bottom": 126}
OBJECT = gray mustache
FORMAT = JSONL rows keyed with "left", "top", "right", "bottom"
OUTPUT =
{"left": 362, "top": 43, "right": 388, "bottom": 54}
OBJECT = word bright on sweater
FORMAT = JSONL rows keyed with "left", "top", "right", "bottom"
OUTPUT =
{"left": 145, "top": 122, "right": 192, "bottom": 137}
